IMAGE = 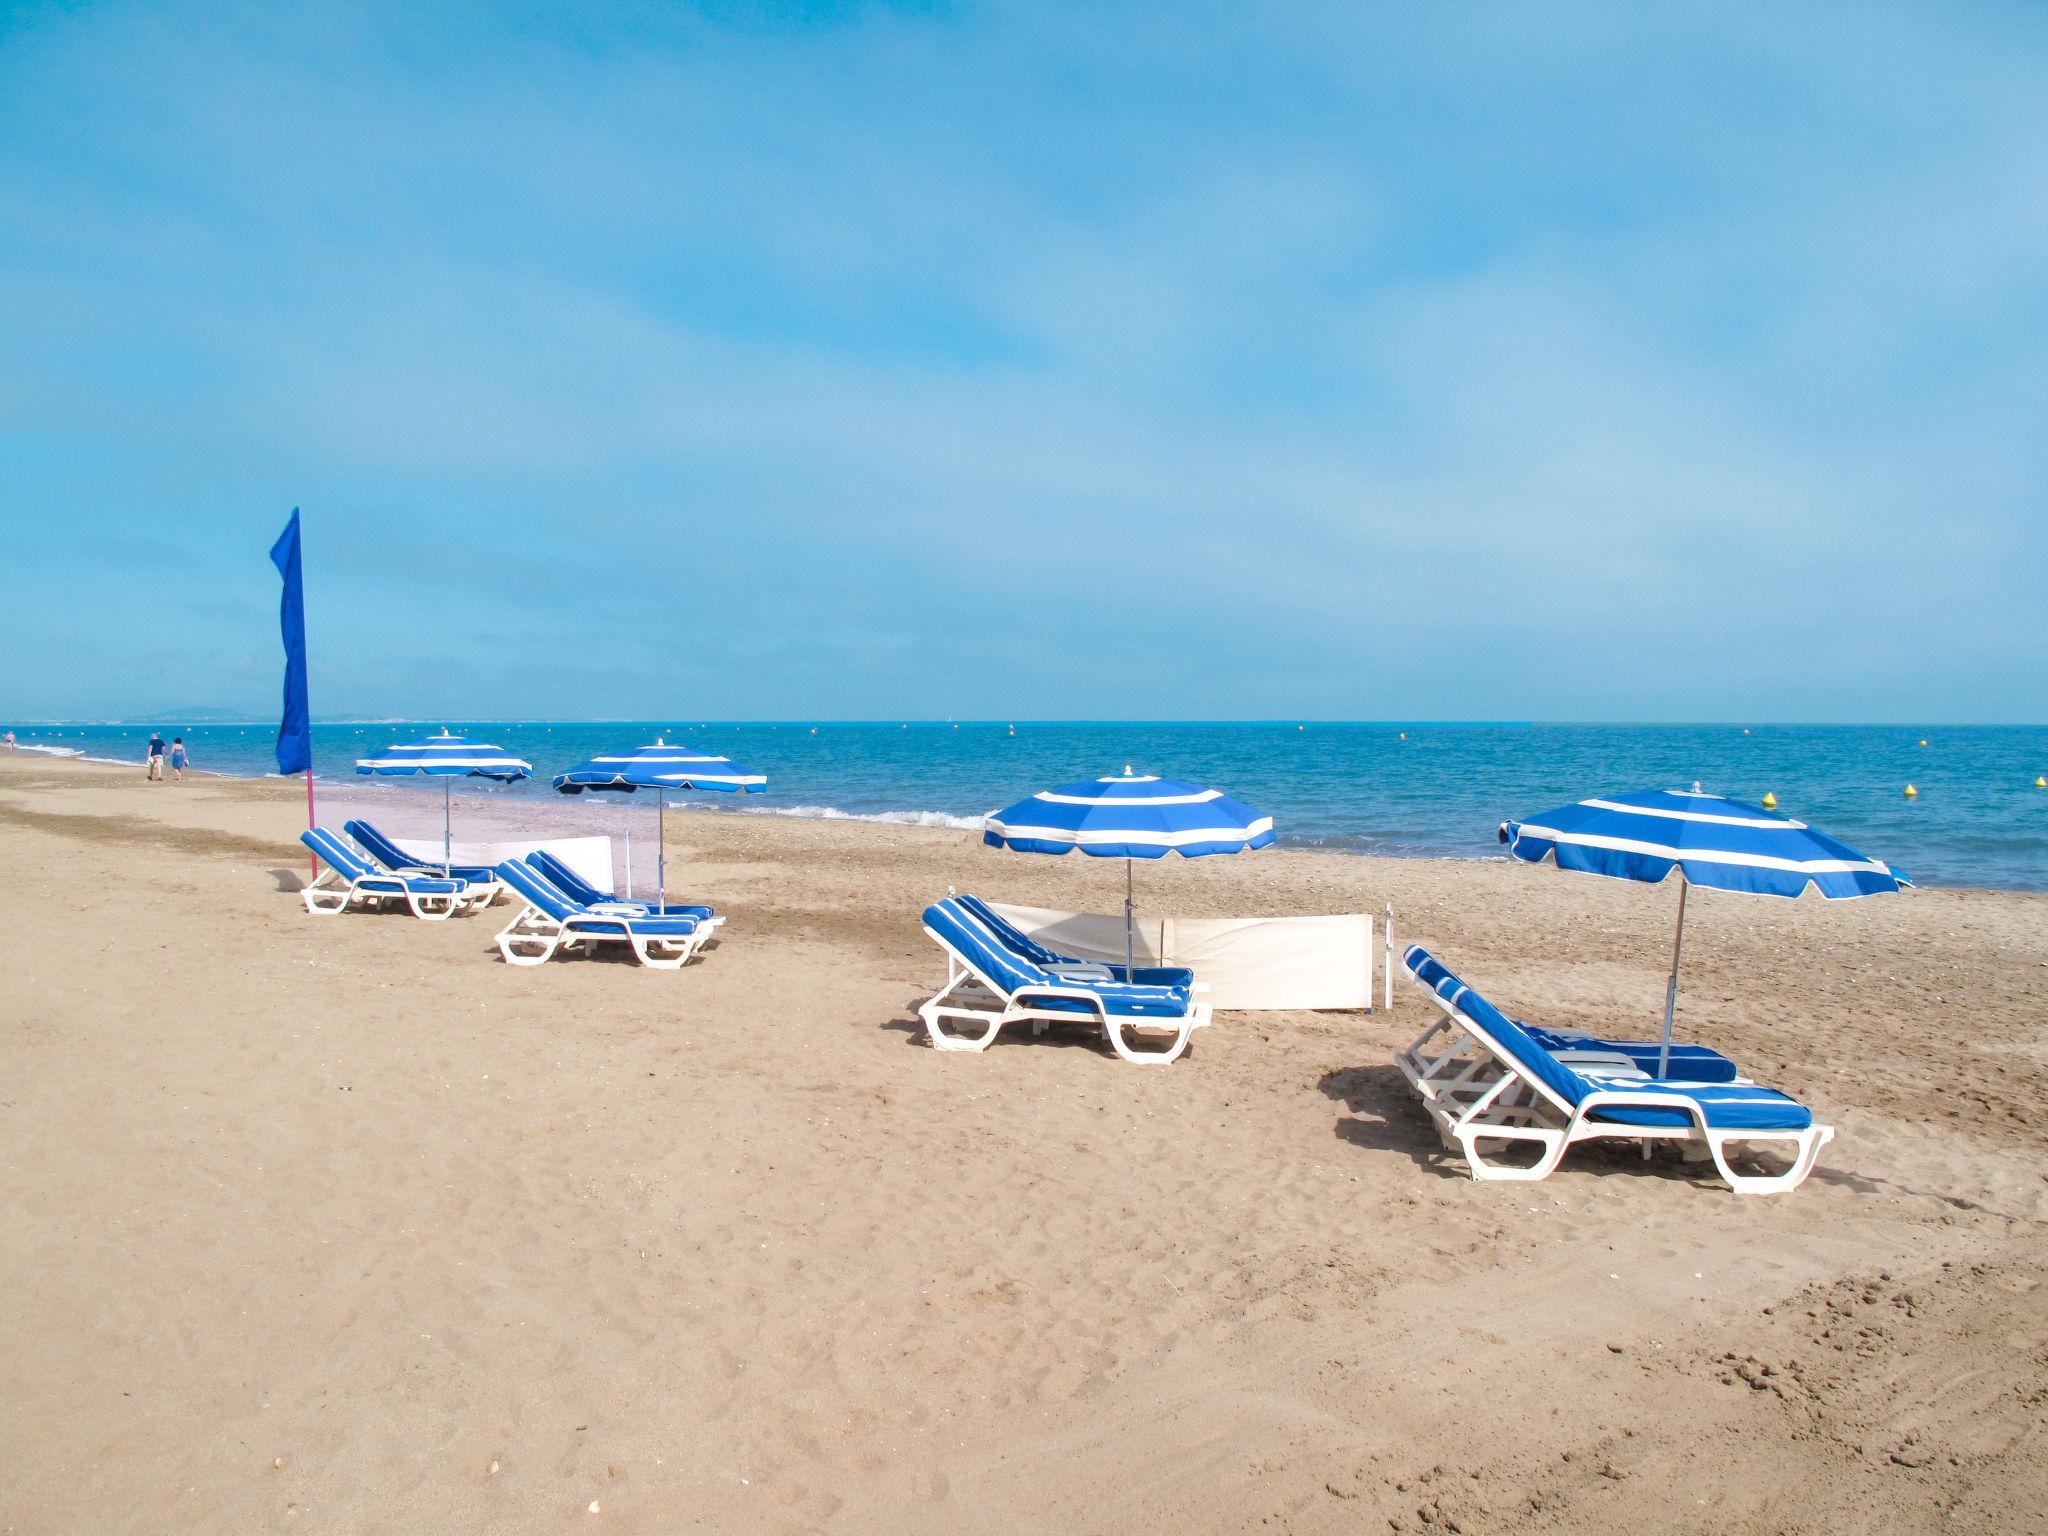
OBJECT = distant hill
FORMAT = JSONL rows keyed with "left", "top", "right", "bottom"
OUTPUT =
{"left": 113, "top": 705, "right": 265, "bottom": 724}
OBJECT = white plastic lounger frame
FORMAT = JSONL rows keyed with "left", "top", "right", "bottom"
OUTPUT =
{"left": 494, "top": 906, "right": 711, "bottom": 969}
{"left": 917, "top": 916, "right": 1211, "bottom": 1066}
{"left": 492, "top": 859, "right": 718, "bottom": 970}
{"left": 1397, "top": 965, "right": 1832, "bottom": 1195}
{"left": 299, "top": 829, "right": 495, "bottom": 922}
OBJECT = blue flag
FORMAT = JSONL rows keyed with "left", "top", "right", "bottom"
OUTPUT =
{"left": 269, "top": 509, "right": 312, "bottom": 775}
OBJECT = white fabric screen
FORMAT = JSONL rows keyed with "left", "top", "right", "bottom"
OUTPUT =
{"left": 988, "top": 903, "right": 1374, "bottom": 1011}
{"left": 383, "top": 834, "right": 615, "bottom": 895}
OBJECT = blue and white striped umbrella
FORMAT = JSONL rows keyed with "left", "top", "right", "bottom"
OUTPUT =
{"left": 984, "top": 768, "right": 1274, "bottom": 966}
{"left": 552, "top": 739, "right": 766, "bottom": 795}
{"left": 551, "top": 737, "right": 764, "bottom": 911}
{"left": 355, "top": 730, "right": 533, "bottom": 873}
{"left": 1501, "top": 785, "right": 1909, "bottom": 1074}
{"left": 1501, "top": 786, "right": 1909, "bottom": 900}
{"left": 983, "top": 770, "right": 1275, "bottom": 858}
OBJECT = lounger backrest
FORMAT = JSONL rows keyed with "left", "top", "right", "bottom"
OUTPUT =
{"left": 343, "top": 820, "right": 419, "bottom": 873}
{"left": 924, "top": 898, "right": 1052, "bottom": 996}
{"left": 304, "top": 826, "right": 373, "bottom": 882}
{"left": 530, "top": 849, "right": 611, "bottom": 906}
{"left": 1439, "top": 977, "right": 1589, "bottom": 1108}
{"left": 495, "top": 857, "right": 581, "bottom": 921}
{"left": 956, "top": 893, "right": 1068, "bottom": 966}
{"left": 1403, "top": 944, "right": 1456, "bottom": 994}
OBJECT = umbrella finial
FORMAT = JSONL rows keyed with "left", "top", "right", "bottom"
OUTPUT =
{"left": 1691, "top": 780, "right": 1703, "bottom": 794}
{"left": 1124, "top": 764, "right": 1133, "bottom": 776}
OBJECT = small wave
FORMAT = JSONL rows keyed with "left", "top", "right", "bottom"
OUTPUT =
{"left": 17, "top": 744, "right": 141, "bottom": 768}
{"left": 737, "top": 802, "right": 986, "bottom": 832}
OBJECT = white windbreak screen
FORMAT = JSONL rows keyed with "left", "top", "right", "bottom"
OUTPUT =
{"left": 988, "top": 903, "right": 1374, "bottom": 1011}
{"left": 383, "top": 834, "right": 616, "bottom": 895}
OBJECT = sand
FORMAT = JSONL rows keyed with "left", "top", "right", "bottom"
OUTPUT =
{"left": 1, "top": 751, "right": 2043, "bottom": 1534}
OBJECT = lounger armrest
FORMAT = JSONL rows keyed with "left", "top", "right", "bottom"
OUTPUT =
{"left": 1011, "top": 983, "right": 1114, "bottom": 1023}
{"left": 1045, "top": 962, "right": 1114, "bottom": 980}
{"left": 1570, "top": 1088, "right": 1712, "bottom": 1134}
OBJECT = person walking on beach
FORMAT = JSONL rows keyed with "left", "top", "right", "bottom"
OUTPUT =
{"left": 146, "top": 732, "right": 165, "bottom": 781}
{"left": 3, "top": 729, "right": 13, "bottom": 752}
{"left": 169, "top": 737, "right": 188, "bottom": 783}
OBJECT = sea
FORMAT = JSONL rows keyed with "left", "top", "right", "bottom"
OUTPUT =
{"left": 11, "top": 721, "right": 2047, "bottom": 891}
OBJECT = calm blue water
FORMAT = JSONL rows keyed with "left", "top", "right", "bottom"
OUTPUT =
{"left": 13, "top": 721, "right": 2047, "bottom": 891}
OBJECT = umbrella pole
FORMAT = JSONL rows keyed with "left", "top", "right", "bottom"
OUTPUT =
{"left": 657, "top": 788, "right": 667, "bottom": 916}
{"left": 1658, "top": 875, "right": 1689, "bottom": 1078}
{"left": 1125, "top": 857, "right": 1135, "bottom": 973}
{"left": 443, "top": 778, "right": 453, "bottom": 876}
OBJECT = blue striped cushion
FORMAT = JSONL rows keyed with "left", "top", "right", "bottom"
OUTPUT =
{"left": 495, "top": 859, "right": 580, "bottom": 921}
{"left": 529, "top": 850, "right": 714, "bottom": 921}
{"left": 1432, "top": 976, "right": 1591, "bottom": 1106}
{"left": 572, "top": 913, "right": 701, "bottom": 939}
{"left": 345, "top": 820, "right": 497, "bottom": 883}
{"left": 362, "top": 873, "right": 463, "bottom": 895}
{"left": 1524, "top": 1026, "right": 1739, "bottom": 1084}
{"left": 1580, "top": 1075, "right": 1814, "bottom": 1131}
{"left": 1406, "top": 945, "right": 1740, "bottom": 1084}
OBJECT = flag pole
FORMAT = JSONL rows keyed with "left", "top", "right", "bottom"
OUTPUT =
{"left": 306, "top": 768, "right": 318, "bottom": 881}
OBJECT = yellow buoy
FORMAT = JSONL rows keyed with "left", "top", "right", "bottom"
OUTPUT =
{"left": 1297, "top": 724, "right": 1304, "bottom": 731}
{"left": 2036, "top": 776, "right": 2045, "bottom": 789}
{"left": 1904, "top": 783, "right": 1918, "bottom": 798}
{"left": 1742, "top": 728, "right": 1751, "bottom": 735}
{"left": 1761, "top": 791, "right": 1777, "bottom": 810}
{"left": 1918, "top": 738, "right": 1929, "bottom": 747}
{"left": 1398, "top": 732, "right": 1406, "bottom": 741}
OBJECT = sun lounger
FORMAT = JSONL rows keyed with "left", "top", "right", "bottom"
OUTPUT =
{"left": 917, "top": 896, "right": 1210, "bottom": 1064}
{"left": 344, "top": 819, "right": 503, "bottom": 892}
{"left": 952, "top": 892, "right": 1196, "bottom": 988}
{"left": 526, "top": 849, "right": 717, "bottom": 924}
{"left": 299, "top": 827, "right": 490, "bottom": 920}
{"left": 1400, "top": 947, "right": 1740, "bottom": 1085}
{"left": 492, "top": 857, "right": 712, "bottom": 969}
{"left": 1392, "top": 944, "right": 1832, "bottom": 1194}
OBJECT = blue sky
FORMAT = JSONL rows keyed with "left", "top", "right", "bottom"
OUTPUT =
{"left": 2, "top": 1, "right": 2043, "bottom": 722}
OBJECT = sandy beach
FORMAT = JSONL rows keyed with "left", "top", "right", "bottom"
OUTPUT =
{"left": 2, "top": 750, "right": 2043, "bottom": 1534}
